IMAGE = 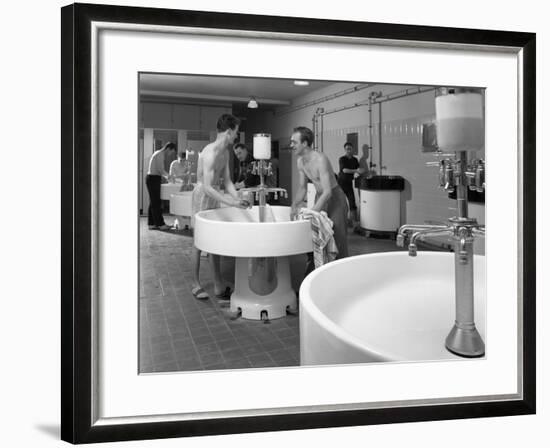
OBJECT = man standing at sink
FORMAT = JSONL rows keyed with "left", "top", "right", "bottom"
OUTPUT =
{"left": 290, "top": 126, "right": 349, "bottom": 275}
{"left": 337, "top": 141, "right": 361, "bottom": 233}
{"left": 191, "top": 114, "right": 251, "bottom": 301}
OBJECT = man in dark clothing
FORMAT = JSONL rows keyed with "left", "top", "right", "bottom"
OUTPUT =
{"left": 337, "top": 142, "right": 360, "bottom": 229}
{"left": 233, "top": 143, "right": 260, "bottom": 188}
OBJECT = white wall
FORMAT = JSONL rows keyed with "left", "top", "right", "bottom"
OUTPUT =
{"left": 2, "top": 1, "right": 546, "bottom": 448}
{"left": 249, "top": 83, "right": 485, "bottom": 226}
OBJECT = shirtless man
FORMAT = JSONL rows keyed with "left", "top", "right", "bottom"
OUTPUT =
{"left": 191, "top": 114, "right": 250, "bottom": 300}
{"left": 290, "top": 126, "right": 349, "bottom": 275}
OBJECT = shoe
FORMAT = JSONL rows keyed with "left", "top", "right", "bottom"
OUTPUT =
{"left": 191, "top": 286, "right": 209, "bottom": 300}
{"left": 214, "top": 286, "right": 232, "bottom": 300}
{"left": 286, "top": 306, "right": 299, "bottom": 316}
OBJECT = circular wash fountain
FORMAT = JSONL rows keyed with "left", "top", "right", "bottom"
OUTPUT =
{"left": 194, "top": 205, "right": 313, "bottom": 320}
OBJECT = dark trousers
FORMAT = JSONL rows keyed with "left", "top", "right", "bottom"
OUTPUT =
{"left": 146, "top": 175, "right": 165, "bottom": 227}
{"left": 339, "top": 180, "right": 357, "bottom": 211}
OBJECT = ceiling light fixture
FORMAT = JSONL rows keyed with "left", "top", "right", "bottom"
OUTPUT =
{"left": 247, "top": 97, "right": 258, "bottom": 108}
{"left": 294, "top": 80, "right": 310, "bottom": 86}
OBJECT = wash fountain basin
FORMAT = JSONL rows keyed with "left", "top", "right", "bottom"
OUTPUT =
{"left": 194, "top": 206, "right": 312, "bottom": 257}
{"left": 194, "top": 206, "right": 313, "bottom": 320}
{"left": 160, "top": 182, "right": 183, "bottom": 200}
{"left": 300, "top": 252, "right": 485, "bottom": 365}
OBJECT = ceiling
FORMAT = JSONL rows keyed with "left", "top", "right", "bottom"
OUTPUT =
{"left": 139, "top": 73, "right": 336, "bottom": 107}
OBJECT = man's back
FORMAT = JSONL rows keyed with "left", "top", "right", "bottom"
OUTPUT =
{"left": 197, "top": 141, "right": 227, "bottom": 185}
{"left": 148, "top": 149, "right": 166, "bottom": 176}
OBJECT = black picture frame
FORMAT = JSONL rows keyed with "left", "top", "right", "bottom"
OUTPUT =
{"left": 61, "top": 2, "right": 536, "bottom": 444}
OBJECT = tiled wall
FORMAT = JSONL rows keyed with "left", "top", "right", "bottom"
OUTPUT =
{"left": 247, "top": 82, "right": 485, "bottom": 228}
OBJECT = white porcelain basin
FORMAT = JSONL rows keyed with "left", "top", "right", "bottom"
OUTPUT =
{"left": 194, "top": 206, "right": 312, "bottom": 257}
{"left": 160, "top": 182, "right": 182, "bottom": 200}
{"left": 170, "top": 191, "right": 193, "bottom": 216}
{"left": 300, "top": 252, "right": 486, "bottom": 365}
{"left": 194, "top": 205, "right": 313, "bottom": 320}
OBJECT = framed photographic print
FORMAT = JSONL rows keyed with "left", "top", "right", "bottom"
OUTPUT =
{"left": 61, "top": 2, "right": 536, "bottom": 444}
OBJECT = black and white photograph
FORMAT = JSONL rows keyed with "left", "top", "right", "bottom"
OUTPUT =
{"left": 56, "top": 3, "right": 536, "bottom": 443}
{"left": 138, "top": 74, "right": 487, "bottom": 374}
{"left": 0, "top": 1, "right": 541, "bottom": 447}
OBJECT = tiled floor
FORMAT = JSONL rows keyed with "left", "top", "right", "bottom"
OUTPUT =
{"left": 139, "top": 215, "right": 404, "bottom": 374}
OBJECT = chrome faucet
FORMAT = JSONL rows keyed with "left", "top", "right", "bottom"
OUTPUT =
{"left": 397, "top": 150, "right": 486, "bottom": 358}
{"left": 239, "top": 160, "right": 288, "bottom": 222}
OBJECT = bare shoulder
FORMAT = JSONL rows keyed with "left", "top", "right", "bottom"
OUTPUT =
{"left": 200, "top": 143, "right": 216, "bottom": 161}
{"left": 319, "top": 151, "right": 333, "bottom": 167}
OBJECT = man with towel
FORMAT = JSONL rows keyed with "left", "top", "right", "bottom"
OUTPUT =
{"left": 289, "top": 126, "right": 349, "bottom": 277}
{"left": 190, "top": 114, "right": 251, "bottom": 301}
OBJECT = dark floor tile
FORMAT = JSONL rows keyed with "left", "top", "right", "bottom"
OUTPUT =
{"left": 234, "top": 335, "right": 259, "bottom": 348}
{"left": 172, "top": 339, "right": 195, "bottom": 353}
{"left": 188, "top": 328, "right": 212, "bottom": 340}
{"left": 224, "top": 359, "right": 252, "bottom": 370}
{"left": 195, "top": 342, "right": 219, "bottom": 356}
{"left": 176, "top": 351, "right": 201, "bottom": 364}
{"left": 266, "top": 319, "right": 288, "bottom": 329}
{"left": 267, "top": 348, "right": 295, "bottom": 362}
{"left": 152, "top": 350, "right": 175, "bottom": 365}
{"left": 193, "top": 334, "right": 216, "bottom": 346}
{"left": 201, "top": 363, "right": 226, "bottom": 371}
{"left": 274, "top": 358, "right": 299, "bottom": 367}
{"left": 153, "top": 361, "right": 179, "bottom": 372}
{"left": 150, "top": 340, "right": 173, "bottom": 354}
{"left": 166, "top": 314, "right": 185, "bottom": 325}
{"left": 216, "top": 338, "right": 239, "bottom": 351}
{"left": 187, "top": 320, "right": 209, "bottom": 331}
{"left": 199, "top": 352, "right": 224, "bottom": 367}
{"left": 247, "top": 353, "right": 276, "bottom": 368}
{"left": 170, "top": 328, "right": 191, "bottom": 341}
{"left": 261, "top": 339, "right": 285, "bottom": 352}
{"left": 167, "top": 322, "right": 188, "bottom": 335}
{"left": 241, "top": 344, "right": 265, "bottom": 357}
{"left": 174, "top": 347, "right": 199, "bottom": 360}
{"left": 178, "top": 358, "right": 202, "bottom": 371}
{"left": 221, "top": 347, "right": 246, "bottom": 362}
{"left": 139, "top": 364, "right": 154, "bottom": 374}
{"left": 204, "top": 317, "right": 228, "bottom": 328}
{"left": 230, "top": 327, "right": 254, "bottom": 338}
{"left": 252, "top": 331, "right": 277, "bottom": 343}
{"left": 279, "top": 335, "right": 300, "bottom": 347}
{"left": 273, "top": 328, "right": 297, "bottom": 340}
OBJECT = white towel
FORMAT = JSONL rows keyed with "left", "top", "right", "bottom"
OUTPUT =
{"left": 297, "top": 208, "right": 338, "bottom": 268}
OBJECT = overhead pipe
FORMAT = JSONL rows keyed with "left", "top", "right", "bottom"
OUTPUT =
{"left": 277, "top": 84, "right": 374, "bottom": 116}
{"left": 317, "top": 86, "right": 436, "bottom": 116}
{"left": 311, "top": 86, "right": 437, "bottom": 159}
{"left": 312, "top": 107, "right": 324, "bottom": 151}
{"left": 378, "top": 101, "right": 384, "bottom": 175}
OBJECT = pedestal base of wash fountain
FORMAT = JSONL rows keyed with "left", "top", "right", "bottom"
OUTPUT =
{"left": 232, "top": 257, "right": 296, "bottom": 320}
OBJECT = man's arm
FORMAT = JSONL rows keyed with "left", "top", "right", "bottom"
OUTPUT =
{"left": 158, "top": 152, "right": 170, "bottom": 178}
{"left": 311, "top": 157, "right": 334, "bottom": 212}
{"left": 341, "top": 156, "right": 360, "bottom": 174}
{"left": 223, "top": 157, "right": 249, "bottom": 207}
{"left": 168, "top": 160, "right": 179, "bottom": 180}
{"left": 201, "top": 151, "right": 239, "bottom": 207}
